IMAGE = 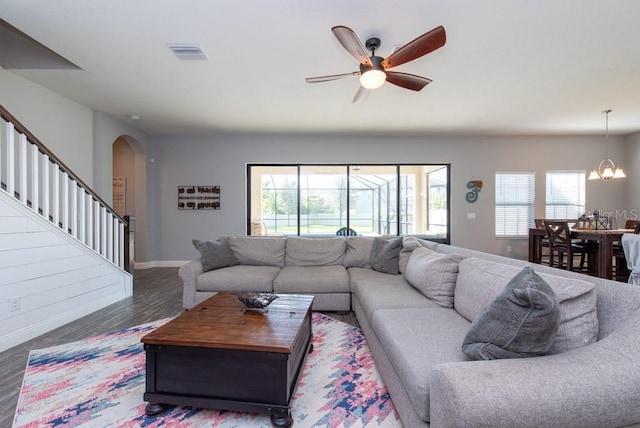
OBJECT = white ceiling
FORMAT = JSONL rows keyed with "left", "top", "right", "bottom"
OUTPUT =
{"left": 1, "top": 0, "right": 640, "bottom": 136}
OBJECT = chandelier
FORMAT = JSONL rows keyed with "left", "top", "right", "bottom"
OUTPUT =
{"left": 588, "top": 109, "right": 626, "bottom": 180}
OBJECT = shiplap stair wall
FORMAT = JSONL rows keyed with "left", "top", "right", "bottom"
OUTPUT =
{"left": 0, "top": 192, "right": 132, "bottom": 352}
{"left": 0, "top": 106, "right": 132, "bottom": 352}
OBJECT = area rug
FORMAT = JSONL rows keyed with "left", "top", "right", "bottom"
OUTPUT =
{"left": 13, "top": 313, "right": 401, "bottom": 427}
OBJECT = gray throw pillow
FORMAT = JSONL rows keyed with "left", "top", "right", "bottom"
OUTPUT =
{"left": 192, "top": 239, "right": 239, "bottom": 272}
{"left": 405, "top": 247, "right": 463, "bottom": 308}
{"left": 370, "top": 237, "right": 403, "bottom": 275}
{"left": 462, "top": 267, "right": 560, "bottom": 360}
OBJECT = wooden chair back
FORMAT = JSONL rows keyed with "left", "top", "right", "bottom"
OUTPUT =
{"left": 544, "top": 221, "right": 571, "bottom": 246}
{"left": 624, "top": 219, "right": 640, "bottom": 233}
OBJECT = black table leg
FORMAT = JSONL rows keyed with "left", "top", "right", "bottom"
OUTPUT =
{"left": 145, "top": 402, "right": 168, "bottom": 416}
{"left": 271, "top": 411, "right": 293, "bottom": 427}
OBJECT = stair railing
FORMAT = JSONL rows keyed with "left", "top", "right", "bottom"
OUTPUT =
{"left": 0, "top": 104, "right": 133, "bottom": 273}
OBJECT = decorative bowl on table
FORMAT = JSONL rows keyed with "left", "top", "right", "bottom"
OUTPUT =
{"left": 237, "top": 292, "right": 279, "bottom": 310}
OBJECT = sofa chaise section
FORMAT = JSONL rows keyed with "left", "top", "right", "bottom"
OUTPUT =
{"left": 431, "top": 307, "right": 640, "bottom": 427}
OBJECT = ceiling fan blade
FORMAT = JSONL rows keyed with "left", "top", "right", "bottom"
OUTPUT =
{"left": 332, "top": 26, "right": 372, "bottom": 67}
{"left": 305, "top": 72, "right": 360, "bottom": 83}
{"left": 385, "top": 71, "right": 432, "bottom": 91}
{"left": 382, "top": 26, "right": 446, "bottom": 69}
{"left": 352, "top": 85, "right": 370, "bottom": 103}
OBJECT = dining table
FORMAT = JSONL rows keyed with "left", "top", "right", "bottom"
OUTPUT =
{"left": 529, "top": 227, "right": 635, "bottom": 280}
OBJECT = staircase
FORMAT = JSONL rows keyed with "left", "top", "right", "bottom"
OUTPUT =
{"left": 0, "top": 105, "right": 134, "bottom": 352}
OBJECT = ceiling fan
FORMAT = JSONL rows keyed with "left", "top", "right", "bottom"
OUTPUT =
{"left": 305, "top": 25, "right": 446, "bottom": 103}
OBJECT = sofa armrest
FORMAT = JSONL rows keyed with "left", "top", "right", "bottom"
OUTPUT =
{"left": 430, "top": 342, "right": 640, "bottom": 428}
{"left": 178, "top": 259, "right": 204, "bottom": 309}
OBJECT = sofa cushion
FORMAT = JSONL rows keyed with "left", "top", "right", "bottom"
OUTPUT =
{"left": 284, "top": 237, "right": 346, "bottom": 266}
{"left": 405, "top": 247, "right": 463, "bottom": 308}
{"left": 343, "top": 237, "right": 374, "bottom": 268}
{"left": 462, "top": 267, "right": 560, "bottom": 360}
{"left": 227, "top": 236, "right": 286, "bottom": 267}
{"left": 372, "top": 308, "right": 471, "bottom": 423}
{"left": 399, "top": 236, "right": 439, "bottom": 273}
{"left": 196, "top": 265, "right": 280, "bottom": 292}
{"left": 192, "top": 238, "right": 239, "bottom": 272}
{"left": 371, "top": 237, "right": 403, "bottom": 274}
{"left": 274, "top": 266, "right": 349, "bottom": 293}
{"left": 455, "top": 257, "right": 599, "bottom": 354}
{"left": 350, "top": 268, "right": 441, "bottom": 324}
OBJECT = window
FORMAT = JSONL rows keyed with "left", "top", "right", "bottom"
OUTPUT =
{"left": 495, "top": 172, "right": 535, "bottom": 237}
{"left": 545, "top": 171, "right": 586, "bottom": 219}
{"left": 247, "top": 164, "right": 450, "bottom": 242}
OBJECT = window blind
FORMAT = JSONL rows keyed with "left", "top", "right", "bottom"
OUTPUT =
{"left": 545, "top": 171, "right": 586, "bottom": 219}
{"left": 495, "top": 172, "right": 535, "bottom": 237}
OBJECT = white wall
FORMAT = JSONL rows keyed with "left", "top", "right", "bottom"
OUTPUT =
{"left": 150, "top": 132, "right": 629, "bottom": 262}
{"left": 0, "top": 191, "right": 132, "bottom": 352}
{"left": 0, "top": 67, "right": 94, "bottom": 186}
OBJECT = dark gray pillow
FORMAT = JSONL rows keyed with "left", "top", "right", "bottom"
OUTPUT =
{"left": 370, "top": 237, "right": 403, "bottom": 275}
{"left": 192, "top": 239, "right": 239, "bottom": 272}
{"left": 462, "top": 267, "right": 560, "bottom": 360}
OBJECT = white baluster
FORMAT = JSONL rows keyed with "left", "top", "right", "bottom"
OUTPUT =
{"left": 118, "top": 220, "right": 125, "bottom": 268}
{"left": 94, "top": 200, "right": 101, "bottom": 252}
{"left": 0, "top": 119, "right": 4, "bottom": 184}
{"left": 112, "top": 216, "right": 119, "bottom": 266}
{"left": 101, "top": 207, "right": 108, "bottom": 258}
{"left": 61, "top": 172, "right": 69, "bottom": 233}
{"left": 78, "top": 188, "right": 86, "bottom": 243}
{"left": 86, "top": 194, "right": 93, "bottom": 248}
{"left": 70, "top": 181, "right": 78, "bottom": 238}
{"left": 18, "top": 133, "right": 27, "bottom": 205}
{"left": 42, "top": 155, "right": 50, "bottom": 221}
{"left": 107, "top": 212, "right": 113, "bottom": 262}
{"left": 5, "top": 122, "right": 14, "bottom": 197}
{"left": 30, "top": 144, "right": 40, "bottom": 213}
{"left": 52, "top": 164, "right": 60, "bottom": 228}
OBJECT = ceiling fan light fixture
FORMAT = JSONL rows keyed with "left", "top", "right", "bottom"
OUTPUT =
{"left": 360, "top": 69, "right": 386, "bottom": 89}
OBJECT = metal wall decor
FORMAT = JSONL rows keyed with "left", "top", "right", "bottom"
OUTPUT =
{"left": 465, "top": 180, "right": 483, "bottom": 203}
{"left": 178, "top": 186, "right": 220, "bottom": 210}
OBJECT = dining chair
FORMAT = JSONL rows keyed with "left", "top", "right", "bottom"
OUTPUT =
{"left": 534, "top": 219, "right": 550, "bottom": 265}
{"left": 625, "top": 219, "right": 640, "bottom": 233}
{"left": 613, "top": 219, "right": 640, "bottom": 281}
{"left": 622, "top": 233, "right": 640, "bottom": 285}
{"left": 336, "top": 227, "right": 357, "bottom": 236}
{"left": 544, "top": 220, "right": 594, "bottom": 272}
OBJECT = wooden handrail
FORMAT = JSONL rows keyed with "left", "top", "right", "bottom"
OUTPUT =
{"left": 0, "top": 104, "right": 127, "bottom": 226}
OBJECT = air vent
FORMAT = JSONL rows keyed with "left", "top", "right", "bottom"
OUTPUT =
{"left": 168, "top": 44, "right": 208, "bottom": 61}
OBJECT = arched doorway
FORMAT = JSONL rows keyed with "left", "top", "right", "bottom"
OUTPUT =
{"left": 112, "top": 135, "right": 148, "bottom": 267}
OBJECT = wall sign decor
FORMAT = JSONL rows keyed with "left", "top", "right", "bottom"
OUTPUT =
{"left": 113, "top": 177, "right": 126, "bottom": 216}
{"left": 178, "top": 186, "right": 220, "bottom": 210}
{"left": 465, "top": 180, "right": 483, "bottom": 203}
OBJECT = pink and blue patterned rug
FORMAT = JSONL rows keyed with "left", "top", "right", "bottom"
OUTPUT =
{"left": 13, "top": 313, "right": 401, "bottom": 427}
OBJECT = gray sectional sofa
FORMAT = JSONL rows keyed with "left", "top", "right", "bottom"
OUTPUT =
{"left": 179, "top": 235, "right": 640, "bottom": 427}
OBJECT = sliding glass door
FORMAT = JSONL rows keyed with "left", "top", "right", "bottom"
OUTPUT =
{"left": 247, "top": 163, "right": 450, "bottom": 242}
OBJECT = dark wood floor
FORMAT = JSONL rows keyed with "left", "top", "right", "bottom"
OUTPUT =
{"left": 0, "top": 267, "right": 358, "bottom": 427}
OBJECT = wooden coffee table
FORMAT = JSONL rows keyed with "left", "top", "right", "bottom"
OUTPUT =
{"left": 141, "top": 292, "right": 314, "bottom": 427}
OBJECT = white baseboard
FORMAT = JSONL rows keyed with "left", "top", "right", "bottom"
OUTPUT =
{"left": 0, "top": 291, "right": 131, "bottom": 353}
{"left": 135, "top": 260, "right": 188, "bottom": 269}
